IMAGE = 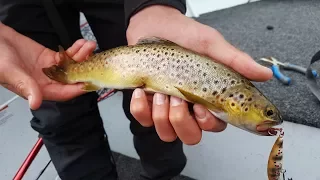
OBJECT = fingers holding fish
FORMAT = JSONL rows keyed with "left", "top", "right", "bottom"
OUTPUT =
{"left": 130, "top": 88, "right": 154, "bottom": 127}
{"left": 152, "top": 93, "right": 177, "bottom": 142}
{"left": 169, "top": 96, "right": 202, "bottom": 145}
{"left": 57, "top": 39, "right": 97, "bottom": 63}
{"left": 193, "top": 104, "right": 227, "bottom": 132}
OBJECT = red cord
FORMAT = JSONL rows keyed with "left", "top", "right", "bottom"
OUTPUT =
{"left": 13, "top": 138, "right": 44, "bottom": 180}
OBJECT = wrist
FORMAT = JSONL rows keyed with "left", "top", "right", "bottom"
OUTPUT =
{"left": 127, "top": 5, "right": 184, "bottom": 43}
{"left": 129, "top": 5, "right": 182, "bottom": 25}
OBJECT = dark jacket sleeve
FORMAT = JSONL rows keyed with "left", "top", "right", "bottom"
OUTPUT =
{"left": 124, "top": 0, "right": 187, "bottom": 27}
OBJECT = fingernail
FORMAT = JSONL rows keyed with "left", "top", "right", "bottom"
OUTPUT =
{"left": 134, "top": 88, "right": 143, "bottom": 98}
{"left": 170, "top": 96, "right": 182, "bottom": 106}
{"left": 155, "top": 93, "right": 165, "bottom": 105}
{"left": 195, "top": 106, "right": 206, "bottom": 120}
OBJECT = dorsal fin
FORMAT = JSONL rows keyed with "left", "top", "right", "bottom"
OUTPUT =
{"left": 58, "top": 45, "right": 76, "bottom": 69}
{"left": 136, "top": 37, "right": 177, "bottom": 45}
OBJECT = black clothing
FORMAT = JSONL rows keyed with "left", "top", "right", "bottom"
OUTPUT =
{"left": 0, "top": 0, "right": 187, "bottom": 179}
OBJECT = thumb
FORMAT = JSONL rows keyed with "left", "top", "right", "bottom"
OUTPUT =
{"left": 3, "top": 68, "right": 42, "bottom": 110}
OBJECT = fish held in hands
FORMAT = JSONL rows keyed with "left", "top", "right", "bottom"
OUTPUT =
{"left": 42, "top": 37, "right": 283, "bottom": 136}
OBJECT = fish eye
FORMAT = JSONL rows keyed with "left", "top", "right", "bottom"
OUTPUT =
{"left": 264, "top": 106, "right": 276, "bottom": 117}
{"left": 266, "top": 110, "right": 274, "bottom": 116}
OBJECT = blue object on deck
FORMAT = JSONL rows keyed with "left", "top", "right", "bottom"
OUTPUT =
{"left": 260, "top": 57, "right": 318, "bottom": 85}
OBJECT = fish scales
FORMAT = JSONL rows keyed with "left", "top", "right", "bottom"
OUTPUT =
{"left": 43, "top": 37, "right": 283, "bottom": 136}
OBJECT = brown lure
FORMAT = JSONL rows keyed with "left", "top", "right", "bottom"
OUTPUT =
{"left": 267, "top": 129, "right": 284, "bottom": 180}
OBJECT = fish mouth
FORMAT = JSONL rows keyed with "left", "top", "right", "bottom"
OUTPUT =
{"left": 256, "top": 120, "right": 282, "bottom": 136}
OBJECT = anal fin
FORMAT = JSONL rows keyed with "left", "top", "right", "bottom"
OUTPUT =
{"left": 82, "top": 82, "right": 101, "bottom": 92}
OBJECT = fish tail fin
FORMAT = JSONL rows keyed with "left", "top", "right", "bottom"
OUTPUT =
{"left": 42, "top": 65, "right": 69, "bottom": 84}
{"left": 42, "top": 45, "right": 76, "bottom": 84}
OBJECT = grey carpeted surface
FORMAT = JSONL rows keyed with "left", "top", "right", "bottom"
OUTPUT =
{"left": 195, "top": 0, "right": 320, "bottom": 128}
{"left": 111, "top": 152, "right": 195, "bottom": 180}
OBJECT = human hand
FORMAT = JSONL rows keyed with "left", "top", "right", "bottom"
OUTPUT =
{"left": 0, "top": 23, "right": 96, "bottom": 110}
{"left": 126, "top": 5, "right": 273, "bottom": 145}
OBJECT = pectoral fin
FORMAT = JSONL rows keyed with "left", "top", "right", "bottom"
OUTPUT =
{"left": 82, "top": 82, "right": 101, "bottom": 91}
{"left": 175, "top": 86, "right": 223, "bottom": 112}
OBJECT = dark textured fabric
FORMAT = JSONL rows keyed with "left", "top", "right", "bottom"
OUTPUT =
{"left": 0, "top": 0, "right": 186, "bottom": 179}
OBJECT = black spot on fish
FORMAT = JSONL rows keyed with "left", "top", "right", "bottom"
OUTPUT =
{"left": 193, "top": 81, "right": 197, "bottom": 84}
{"left": 239, "top": 94, "right": 244, "bottom": 99}
{"left": 146, "top": 54, "right": 149, "bottom": 57}
{"left": 136, "top": 50, "right": 140, "bottom": 53}
{"left": 214, "top": 80, "right": 219, "bottom": 84}
{"left": 186, "top": 55, "right": 189, "bottom": 57}
{"left": 197, "top": 64, "right": 200, "bottom": 67}
{"left": 229, "top": 94, "right": 233, "bottom": 97}
{"left": 227, "top": 73, "right": 231, "bottom": 76}
{"left": 248, "top": 97, "right": 252, "bottom": 101}
{"left": 181, "top": 56, "right": 184, "bottom": 58}
{"left": 172, "top": 65, "right": 175, "bottom": 68}
{"left": 157, "top": 67, "right": 160, "bottom": 70}
{"left": 157, "top": 54, "right": 160, "bottom": 57}
{"left": 231, "top": 80, "right": 236, "bottom": 84}
{"left": 245, "top": 107, "right": 248, "bottom": 111}
{"left": 185, "top": 70, "right": 189, "bottom": 73}
{"left": 212, "top": 91, "right": 218, "bottom": 96}
{"left": 153, "top": 48, "right": 156, "bottom": 51}
{"left": 241, "top": 80, "right": 245, "bottom": 83}
{"left": 203, "top": 88, "right": 207, "bottom": 92}
{"left": 231, "top": 103, "right": 235, "bottom": 106}
{"left": 241, "top": 103, "right": 244, "bottom": 107}
{"left": 143, "top": 49, "right": 146, "bottom": 52}
{"left": 177, "top": 60, "right": 180, "bottom": 63}
{"left": 165, "top": 52, "right": 168, "bottom": 55}
{"left": 172, "top": 53, "right": 175, "bottom": 56}
{"left": 179, "top": 82, "right": 182, "bottom": 85}
{"left": 223, "top": 79, "right": 227, "bottom": 83}
{"left": 171, "top": 48, "right": 174, "bottom": 50}
{"left": 221, "top": 87, "right": 226, "bottom": 94}
{"left": 203, "top": 73, "right": 207, "bottom": 77}
{"left": 206, "top": 63, "right": 209, "bottom": 66}
{"left": 104, "top": 53, "right": 106, "bottom": 55}
{"left": 214, "top": 66, "right": 217, "bottom": 69}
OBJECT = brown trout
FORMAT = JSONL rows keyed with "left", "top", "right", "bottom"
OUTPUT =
{"left": 43, "top": 37, "right": 283, "bottom": 136}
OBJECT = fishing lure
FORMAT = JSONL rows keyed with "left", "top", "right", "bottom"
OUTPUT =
{"left": 267, "top": 128, "right": 285, "bottom": 180}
